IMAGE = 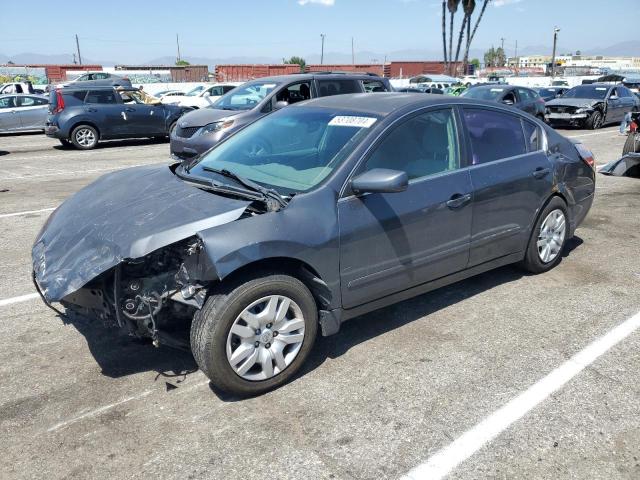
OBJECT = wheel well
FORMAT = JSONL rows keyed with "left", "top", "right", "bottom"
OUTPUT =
{"left": 69, "top": 121, "right": 101, "bottom": 140}
{"left": 215, "top": 257, "right": 332, "bottom": 310}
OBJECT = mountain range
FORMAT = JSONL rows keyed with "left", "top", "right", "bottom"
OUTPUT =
{"left": 2, "top": 41, "right": 639, "bottom": 70}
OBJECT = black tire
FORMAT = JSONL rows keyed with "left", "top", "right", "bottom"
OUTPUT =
{"left": 70, "top": 124, "right": 99, "bottom": 150}
{"left": 520, "top": 196, "right": 569, "bottom": 274}
{"left": 586, "top": 110, "right": 603, "bottom": 130}
{"left": 622, "top": 133, "right": 640, "bottom": 155}
{"left": 58, "top": 138, "right": 72, "bottom": 148}
{"left": 190, "top": 272, "right": 318, "bottom": 396}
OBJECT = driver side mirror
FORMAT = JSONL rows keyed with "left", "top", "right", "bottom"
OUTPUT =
{"left": 502, "top": 98, "right": 515, "bottom": 106}
{"left": 203, "top": 91, "right": 210, "bottom": 98}
{"left": 274, "top": 100, "right": 289, "bottom": 110}
{"left": 351, "top": 169, "right": 408, "bottom": 195}
{"left": 609, "top": 94, "right": 618, "bottom": 100}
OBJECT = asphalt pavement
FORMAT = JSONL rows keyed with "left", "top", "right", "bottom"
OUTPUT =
{"left": 0, "top": 125, "right": 638, "bottom": 480}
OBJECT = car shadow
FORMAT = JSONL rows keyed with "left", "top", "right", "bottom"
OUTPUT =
{"left": 52, "top": 137, "right": 168, "bottom": 151}
{"left": 58, "top": 237, "right": 583, "bottom": 400}
{"left": 0, "top": 131, "right": 44, "bottom": 138}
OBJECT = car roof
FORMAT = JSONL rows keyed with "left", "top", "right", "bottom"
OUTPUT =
{"left": 244, "top": 73, "right": 384, "bottom": 85}
{"left": 59, "top": 86, "right": 135, "bottom": 92}
{"left": 295, "top": 92, "right": 492, "bottom": 116}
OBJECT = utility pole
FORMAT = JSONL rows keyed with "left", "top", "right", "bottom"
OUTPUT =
{"left": 75, "top": 34, "right": 82, "bottom": 66}
{"left": 500, "top": 37, "right": 505, "bottom": 51}
{"left": 72, "top": 53, "right": 77, "bottom": 65}
{"left": 351, "top": 37, "right": 355, "bottom": 65}
{"left": 514, "top": 39, "right": 518, "bottom": 74}
{"left": 320, "top": 34, "right": 326, "bottom": 65}
{"left": 551, "top": 27, "right": 560, "bottom": 77}
{"left": 176, "top": 34, "right": 182, "bottom": 63}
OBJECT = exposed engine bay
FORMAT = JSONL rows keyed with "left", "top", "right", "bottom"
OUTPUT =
{"left": 59, "top": 237, "right": 207, "bottom": 348}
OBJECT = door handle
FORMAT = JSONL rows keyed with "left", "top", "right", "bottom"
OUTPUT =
{"left": 446, "top": 193, "right": 471, "bottom": 210}
{"left": 125, "top": 107, "right": 136, "bottom": 112}
{"left": 532, "top": 167, "right": 550, "bottom": 179}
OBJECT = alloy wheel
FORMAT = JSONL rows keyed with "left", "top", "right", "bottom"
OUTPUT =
{"left": 537, "top": 209, "right": 566, "bottom": 263}
{"left": 75, "top": 128, "right": 96, "bottom": 147}
{"left": 226, "top": 295, "right": 305, "bottom": 381}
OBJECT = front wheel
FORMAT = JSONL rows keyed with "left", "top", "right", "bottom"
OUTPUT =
{"left": 70, "top": 125, "right": 98, "bottom": 150}
{"left": 190, "top": 273, "right": 318, "bottom": 396}
{"left": 520, "top": 197, "right": 569, "bottom": 274}
{"left": 586, "top": 111, "right": 603, "bottom": 130}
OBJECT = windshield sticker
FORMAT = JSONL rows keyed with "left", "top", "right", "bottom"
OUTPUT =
{"left": 261, "top": 84, "right": 277, "bottom": 88}
{"left": 490, "top": 88, "right": 504, "bottom": 92}
{"left": 595, "top": 87, "right": 607, "bottom": 90}
{"left": 329, "top": 116, "right": 377, "bottom": 128}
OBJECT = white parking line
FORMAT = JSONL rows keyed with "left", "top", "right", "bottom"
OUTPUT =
{"left": 566, "top": 130, "right": 620, "bottom": 139}
{"left": 0, "top": 207, "right": 56, "bottom": 219}
{"left": 401, "top": 310, "right": 640, "bottom": 480}
{"left": 0, "top": 292, "right": 39, "bottom": 307}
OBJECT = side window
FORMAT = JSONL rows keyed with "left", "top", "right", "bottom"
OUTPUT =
{"left": 276, "top": 82, "right": 311, "bottom": 105}
{"left": 503, "top": 90, "right": 517, "bottom": 104}
{"left": 69, "top": 91, "right": 88, "bottom": 102}
{"left": 86, "top": 90, "right": 117, "bottom": 104}
{"left": 610, "top": 88, "right": 618, "bottom": 98}
{"left": 517, "top": 88, "right": 534, "bottom": 101}
{"left": 222, "top": 85, "right": 236, "bottom": 94}
{"left": 0, "top": 96, "right": 16, "bottom": 108}
{"left": 95, "top": 73, "right": 109, "bottom": 80}
{"left": 522, "top": 120, "right": 542, "bottom": 152}
{"left": 463, "top": 108, "right": 527, "bottom": 164}
{"left": 317, "top": 80, "right": 360, "bottom": 97}
{"left": 362, "top": 80, "right": 387, "bottom": 92}
{"left": 619, "top": 87, "right": 631, "bottom": 98}
{"left": 18, "top": 96, "right": 46, "bottom": 107}
{"left": 366, "top": 109, "right": 460, "bottom": 181}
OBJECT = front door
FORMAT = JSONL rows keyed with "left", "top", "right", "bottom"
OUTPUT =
{"left": 338, "top": 108, "right": 473, "bottom": 309}
{"left": 118, "top": 91, "right": 165, "bottom": 135}
{"left": 462, "top": 107, "right": 553, "bottom": 266}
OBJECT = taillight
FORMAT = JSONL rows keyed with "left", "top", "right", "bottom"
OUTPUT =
{"left": 631, "top": 121, "right": 638, "bottom": 133}
{"left": 575, "top": 143, "right": 595, "bottom": 169}
{"left": 52, "top": 89, "right": 65, "bottom": 114}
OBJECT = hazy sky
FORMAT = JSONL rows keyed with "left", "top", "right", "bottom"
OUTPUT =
{"left": 1, "top": 0, "right": 636, "bottom": 62}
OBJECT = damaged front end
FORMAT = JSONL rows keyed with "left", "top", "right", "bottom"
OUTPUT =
{"left": 57, "top": 237, "right": 209, "bottom": 347}
{"left": 31, "top": 164, "right": 254, "bottom": 347}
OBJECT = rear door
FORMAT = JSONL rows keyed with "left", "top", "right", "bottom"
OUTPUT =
{"left": 516, "top": 88, "right": 537, "bottom": 115}
{"left": 16, "top": 96, "right": 48, "bottom": 129}
{"left": 462, "top": 107, "right": 553, "bottom": 266}
{"left": 0, "top": 96, "right": 20, "bottom": 131}
{"left": 606, "top": 87, "right": 624, "bottom": 122}
{"left": 84, "top": 89, "right": 127, "bottom": 137}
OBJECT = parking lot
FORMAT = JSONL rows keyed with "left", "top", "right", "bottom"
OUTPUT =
{"left": 1, "top": 125, "right": 639, "bottom": 479}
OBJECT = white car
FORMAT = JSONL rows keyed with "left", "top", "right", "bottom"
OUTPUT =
{"left": 161, "top": 83, "right": 241, "bottom": 109}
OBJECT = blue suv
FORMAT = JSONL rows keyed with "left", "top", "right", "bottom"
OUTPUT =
{"left": 45, "top": 86, "right": 191, "bottom": 149}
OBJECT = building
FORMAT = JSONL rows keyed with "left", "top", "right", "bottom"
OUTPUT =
{"left": 115, "top": 65, "right": 209, "bottom": 82}
{"left": 0, "top": 64, "right": 102, "bottom": 84}
{"left": 508, "top": 54, "right": 640, "bottom": 73}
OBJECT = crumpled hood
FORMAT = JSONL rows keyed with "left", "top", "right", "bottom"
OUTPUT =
{"left": 545, "top": 98, "right": 600, "bottom": 109}
{"left": 178, "top": 107, "right": 240, "bottom": 127}
{"left": 32, "top": 164, "right": 250, "bottom": 302}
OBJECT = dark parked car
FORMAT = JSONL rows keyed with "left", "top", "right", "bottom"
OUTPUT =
{"left": 45, "top": 87, "right": 192, "bottom": 149}
{"left": 60, "top": 72, "right": 132, "bottom": 89}
{"left": 170, "top": 73, "right": 393, "bottom": 160}
{"left": 461, "top": 85, "right": 546, "bottom": 119}
{"left": 536, "top": 87, "right": 569, "bottom": 102}
{"left": 396, "top": 87, "right": 444, "bottom": 94}
{"left": 545, "top": 83, "right": 640, "bottom": 129}
{"left": 33, "top": 94, "right": 595, "bottom": 395}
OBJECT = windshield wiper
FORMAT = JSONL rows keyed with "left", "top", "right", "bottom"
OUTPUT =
{"left": 202, "top": 166, "right": 288, "bottom": 210}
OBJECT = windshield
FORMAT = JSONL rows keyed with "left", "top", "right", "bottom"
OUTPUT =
{"left": 562, "top": 85, "right": 609, "bottom": 100}
{"left": 186, "top": 107, "right": 377, "bottom": 194}
{"left": 211, "top": 82, "right": 278, "bottom": 111}
{"left": 462, "top": 87, "right": 506, "bottom": 100}
{"left": 186, "top": 86, "right": 205, "bottom": 96}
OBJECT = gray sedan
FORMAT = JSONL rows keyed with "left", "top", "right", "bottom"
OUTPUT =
{"left": 0, "top": 94, "right": 49, "bottom": 133}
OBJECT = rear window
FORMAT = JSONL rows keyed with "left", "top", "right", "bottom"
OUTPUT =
{"left": 317, "top": 80, "right": 360, "bottom": 97}
{"left": 522, "top": 120, "right": 542, "bottom": 152}
{"left": 65, "top": 90, "right": 88, "bottom": 102}
{"left": 86, "top": 90, "right": 117, "bottom": 104}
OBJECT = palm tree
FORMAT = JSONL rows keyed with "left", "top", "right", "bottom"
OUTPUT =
{"left": 447, "top": 0, "right": 461, "bottom": 75}
{"left": 441, "top": 1, "right": 448, "bottom": 70}
{"left": 453, "top": 0, "right": 475, "bottom": 76}
{"left": 462, "top": 0, "right": 491, "bottom": 74}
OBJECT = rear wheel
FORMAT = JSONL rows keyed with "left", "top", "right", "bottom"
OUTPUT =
{"left": 623, "top": 133, "right": 640, "bottom": 155}
{"left": 521, "top": 197, "right": 569, "bottom": 274}
{"left": 70, "top": 125, "right": 98, "bottom": 150}
{"left": 190, "top": 273, "right": 318, "bottom": 396}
